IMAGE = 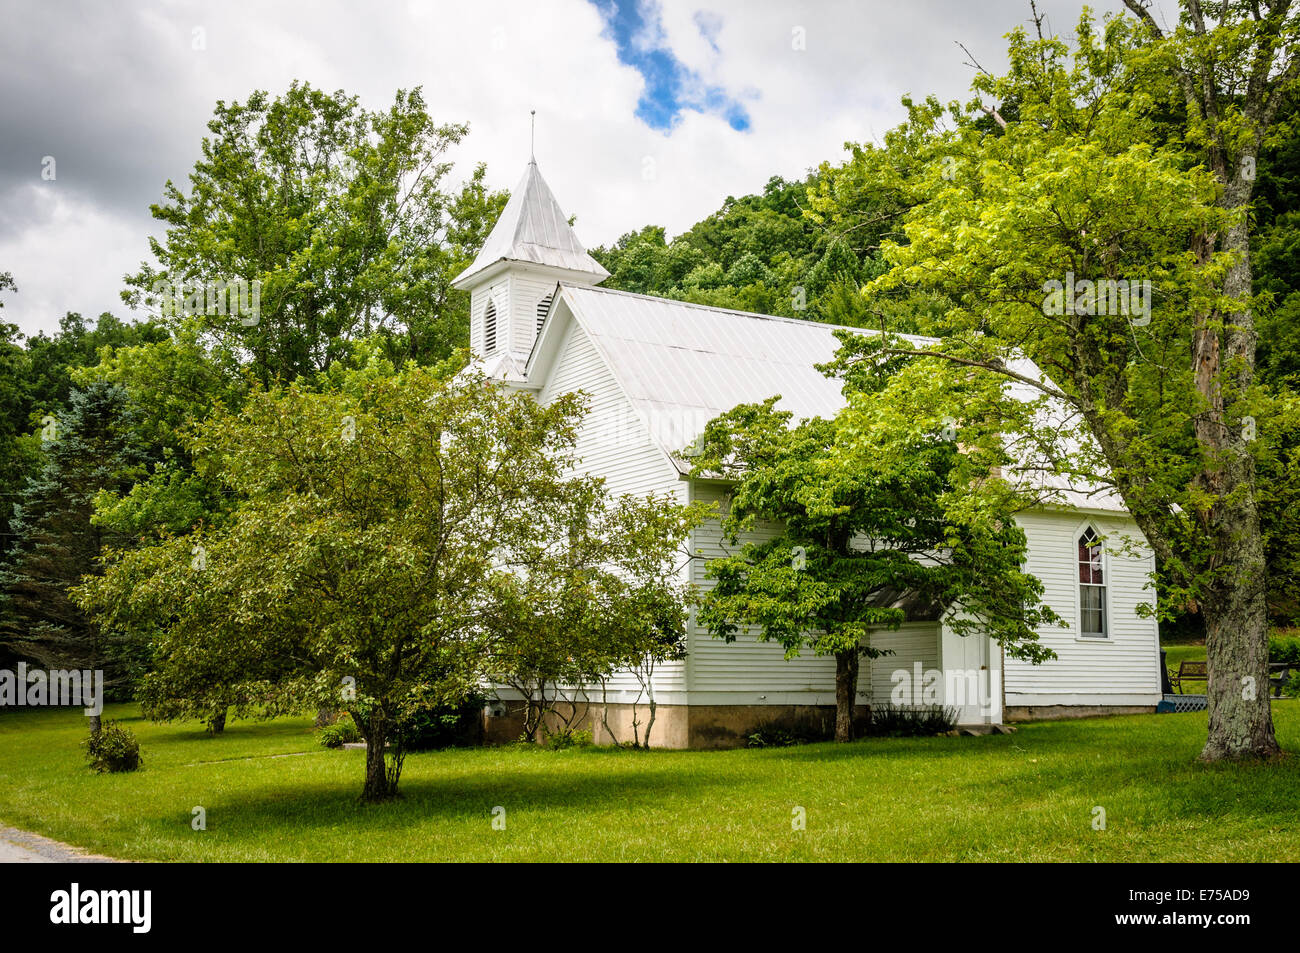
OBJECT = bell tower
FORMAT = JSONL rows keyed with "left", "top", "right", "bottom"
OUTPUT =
{"left": 452, "top": 158, "right": 609, "bottom": 381}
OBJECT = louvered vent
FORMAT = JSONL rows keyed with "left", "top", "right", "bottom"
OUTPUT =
{"left": 484, "top": 299, "right": 497, "bottom": 353}
{"left": 536, "top": 293, "right": 553, "bottom": 334}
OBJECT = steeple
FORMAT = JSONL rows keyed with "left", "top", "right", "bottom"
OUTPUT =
{"left": 452, "top": 161, "right": 610, "bottom": 289}
{"left": 454, "top": 157, "right": 609, "bottom": 378}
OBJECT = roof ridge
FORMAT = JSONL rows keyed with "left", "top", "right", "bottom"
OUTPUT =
{"left": 557, "top": 282, "right": 938, "bottom": 344}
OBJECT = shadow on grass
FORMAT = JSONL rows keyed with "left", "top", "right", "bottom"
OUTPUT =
{"left": 188, "top": 755, "right": 742, "bottom": 838}
{"left": 737, "top": 711, "right": 1300, "bottom": 825}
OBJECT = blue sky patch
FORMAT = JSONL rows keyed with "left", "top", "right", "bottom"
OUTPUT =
{"left": 590, "top": 0, "right": 751, "bottom": 133}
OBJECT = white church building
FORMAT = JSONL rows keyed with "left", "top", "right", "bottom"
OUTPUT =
{"left": 454, "top": 159, "right": 1165, "bottom": 748}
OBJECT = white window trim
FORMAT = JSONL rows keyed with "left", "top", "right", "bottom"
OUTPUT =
{"left": 1073, "top": 521, "right": 1112, "bottom": 642}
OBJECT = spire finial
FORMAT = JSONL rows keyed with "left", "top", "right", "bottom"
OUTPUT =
{"left": 530, "top": 109, "right": 536, "bottom": 164}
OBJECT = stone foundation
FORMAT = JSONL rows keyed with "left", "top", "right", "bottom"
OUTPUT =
{"left": 1005, "top": 704, "right": 1157, "bottom": 722}
{"left": 684, "top": 704, "right": 871, "bottom": 749}
{"left": 482, "top": 701, "right": 871, "bottom": 749}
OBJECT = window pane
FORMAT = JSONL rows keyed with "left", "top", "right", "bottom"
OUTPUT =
{"left": 1078, "top": 529, "right": 1103, "bottom": 584}
{"left": 1080, "top": 584, "right": 1106, "bottom": 637}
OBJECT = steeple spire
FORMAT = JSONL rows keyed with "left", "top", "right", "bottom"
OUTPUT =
{"left": 451, "top": 159, "right": 609, "bottom": 289}
{"left": 530, "top": 109, "right": 536, "bottom": 164}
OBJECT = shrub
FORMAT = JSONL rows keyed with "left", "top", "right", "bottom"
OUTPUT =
{"left": 544, "top": 728, "right": 593, "bottom": 750}
{"left": 398, "top": 693, "right": 486, "bottom": 751}
{"left": 318, "top": 713, "right": 361, "bottom": 748}
{"left": 85, "top": 722, "right": 143, "bottom": 773}
{"left": 865, "top": 703, "right": 958, "bottom": 737}
{"left": 745, "top": 717, "right": 831, "bottom": 748}
{"left": 1268, "top": 634, "right": 1300, "bottom": 665}
{"left": 745, "top": 727, "right": 799, "bottom": 748}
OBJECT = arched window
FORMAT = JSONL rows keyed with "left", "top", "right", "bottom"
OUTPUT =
{"left": 536, "top": 293, "right": 553, "bottom": 334}
{"left": 484, "top": 299, "right": 497, "bottom": 354}
{"left": 1077, "top": 526, "right": 1107, "bottom": 638}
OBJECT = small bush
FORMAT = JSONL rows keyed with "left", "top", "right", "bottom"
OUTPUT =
{"left": 1268, "top": 634, "right": 1300, "bottom": 665}
{"left": 745, "top": 718, "right": 830, "bottom": 748}
{"left": 85, "top": 722, "right": 143, "bottom": 773}
{"left": 865, "top": 703, "right": 958, "bottom": 737}
{"left": 398, "top": 693, "right": 486, "bottom": 751}
{"left": 318, "top": 713, "right": 361, "bottom": 748}
{"left": 544, "top": 728, "right": 593, "bottom": 750}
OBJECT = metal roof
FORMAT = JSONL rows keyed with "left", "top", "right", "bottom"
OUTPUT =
{"left": 452, "top": 161, "right": 610, "bottom": 288}
{"left": 559, "top": 284, "right": 867, "bottom": 461}
{"left": 554, "top": 284, "right": 1126, "bottom": 512}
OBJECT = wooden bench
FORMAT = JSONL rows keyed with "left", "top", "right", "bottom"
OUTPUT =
{"left": 1166, "top": 659, "right": 1294, "bottom": 698}
{"left": 1169, "top": 660, "right": 1207, "bottom": 694}
{"left": 1269, "top": 662, "right": 1295, "bottom": 699}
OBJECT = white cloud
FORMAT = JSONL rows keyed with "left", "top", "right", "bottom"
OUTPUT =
{"left": 0, "top": 185, "right": 145, "bottom": 334}
{"left": 0, "top": 0, "right": 1155, "bottom": 337}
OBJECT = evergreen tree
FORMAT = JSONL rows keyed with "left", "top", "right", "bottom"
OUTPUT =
{"left": 0, "top": 382, "right": 149, "bottom": 703}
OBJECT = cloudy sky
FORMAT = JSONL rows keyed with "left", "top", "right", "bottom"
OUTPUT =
{"left": 0, "top": 0, "right": 1167, "bottom": 337}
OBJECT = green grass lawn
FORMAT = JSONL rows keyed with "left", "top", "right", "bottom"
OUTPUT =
{"left": 1162, "top": 643, "right": 1206, "bottom": 669}
{"left": 1, "top": 702, "right": 1297, "bottom": 862}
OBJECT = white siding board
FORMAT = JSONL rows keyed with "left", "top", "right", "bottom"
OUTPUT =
{"left": 685, "top": 483, "right": 939, "bottom": 703}
{"left": 1004, "top": 510, "right": 1161, "bottom": 699}
{"left": 509, "top": 272, "right": 557, "bottom": 356}
{"left": 537, "top": 318, "right": 687, "bottom": 697}
{"left": 865, "top": 626, "right": 942, "bottom": 702}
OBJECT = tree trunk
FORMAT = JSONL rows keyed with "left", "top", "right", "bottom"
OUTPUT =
{"left": 1202, "top": 575, "right": 1280, "bottom": 760}
{"left": 523, "top": 698, "right": 541, "bottom": 743}
{"left": 359, "top": 713, "right": 400, "bottom": 802}
{"left": 207, "top": 708, "right": 227, "bottom": 735}
{"left": 87, "top": 713, "right": 101, "bottom": 736}
{"left": 834, "top": 650, "right": 859, "bottom": 742}
{"left": 1193, "top": 175, "right": 1281, "bottom": 761}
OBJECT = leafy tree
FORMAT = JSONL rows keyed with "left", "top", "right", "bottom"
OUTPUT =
{"left": 486, "top": 491, "right": 702, "bottom": 746}
{"left": 823, "top": 4, "right": 1298, "bottom": 759}
{"left": 804, "top": 240, "right": 859, "bottom": 298}
{"left": 0, "top": 383, "right": 150, "bottom": 713}
{"left": 22, "top": 312, "right": 167, "bottom": 418}
{"left": 591, "top": 173, "right": 850, "bottom": 320}
{"left": 73, "top": 324, "right": 247, "bottom": 540}
{"left": 125, "top": 82, "right": 506, "bottom": 383}
{"left": 0, "top": 292, "right": 167, "bottom": 561}
{"left": 0, "top": 276, "right": 40, "bottom": 556}
{"left": 692, "top": 363, "right": 1060, "bottom": 742}
{"left": 76, "top": 360, "right": 692, "bottom": 799}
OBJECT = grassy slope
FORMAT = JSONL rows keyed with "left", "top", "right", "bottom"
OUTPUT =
{"left": 1, "top": 702, "right": 1297, "bottom": 862}
{"left": 1162, "top": 644, "right": 1206, "bottom": 669}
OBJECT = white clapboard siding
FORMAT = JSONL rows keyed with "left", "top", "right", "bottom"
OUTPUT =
{"left": 685, "top": 482, "right": 939, "bottom": 703}
{"left": 508, "top": 272, "right": 558, "bottom": 356}
{"left": 1003, "top": 509, "right": 1161, "bottom": 700}
{"left": 865, "top": 625, "right": 942, "bottom": 703}
{"left": 537, "top": 316, "right": 688, "bottom": 698}
{"left": 469, "top": 278, "right": 509, "bottom": 357}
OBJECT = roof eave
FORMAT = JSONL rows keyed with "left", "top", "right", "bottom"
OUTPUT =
{"left": 452, "top": 256, "right": 609, "bottom": 291}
